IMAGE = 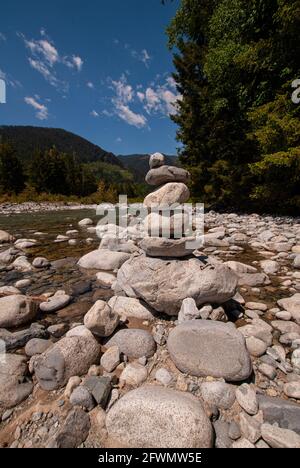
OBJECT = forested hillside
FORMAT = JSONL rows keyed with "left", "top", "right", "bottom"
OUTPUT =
{"left": 0, "top": 127, "right": 139, "bottom": 201}
{"left": 168, "top": 0, "right": 300, "bottom": 214}
{"left": 0, "top": 126, "right": 121, "bottom": 166}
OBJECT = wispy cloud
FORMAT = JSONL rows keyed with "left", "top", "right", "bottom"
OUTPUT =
{"left": 110, "top": 74, "right": 147, "bottom": 128}
{"left": 71, "top": 55, "right": 83, "bottom": 71}
{"left": 24, "top": 96, "right": 49, "bottom": 120}
{"left": 104, "top": 74, "right": 180, "bottom": 129}
{"left": 87, "top": 81, "right": 94, "bottom": 89}
{"left": 90, "top": 110, "right": 99, "bottom": 118}
{"left": 115, "top": 103, "right": 147, "bottom": 128}
{"left": 114, "top": 40, "right": 152, "bottom": 68}
{"left": 138, "top": 77, "right": 181, "bottom": 116}
{"left": 0, "top": 68, "right": 22, "bottom": 88}
{"left": 0, "top": 33, "right": 6, "bottom": 42}
{"left": 131, "top": 48, "right": 151, "bottom": 68}
{"left": 19, "top": 30, "right": 83, "bottom": 91}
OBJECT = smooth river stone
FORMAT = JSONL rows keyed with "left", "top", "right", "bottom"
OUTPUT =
{"left": 145, "top": 166, "right": 190, "bottom": 186}
{"left": 106, "top": 386, "right": 213, "bottom": 448}
{"left": 139, "top": 237, "right": 197, "bottom": 257}
{"left": 149, "top": 152, "right": 165, "bottom": 169}
{"left": 143, "top": 211, "right": 189, "bottom": 238}
{"left": 143, "top": 183, "right": 190, "bottom": 207}
{"left": 167, "top": 320, "right": 252, "bottom": 381}
{"left": 78, "top": 249, "right": 130, "bottom": 271}
{"left": 116, "top": 254, "right": 238, "bottom": 315}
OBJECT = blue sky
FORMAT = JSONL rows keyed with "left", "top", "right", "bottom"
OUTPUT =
{"left": 0, "top": 0, "right": 181, "bottom": 155}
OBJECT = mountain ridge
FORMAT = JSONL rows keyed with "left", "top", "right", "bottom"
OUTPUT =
{"left": 0, "top": 125, "right": 122, "bottom": 167}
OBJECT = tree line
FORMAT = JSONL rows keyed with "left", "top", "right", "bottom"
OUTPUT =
{"left": 167, "top": 0, "right": 300, "bottom": 214}
{"left": 0, "top": 141, "right": 144, "bottom": 202}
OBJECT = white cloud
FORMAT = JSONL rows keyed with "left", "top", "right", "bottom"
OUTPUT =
{"left": 72, "top": 55, "right": 83, "bottom": 71}
{"left": 116, "top": 137, "right": 122, "bottom": 143}
{"left": 111, "top": 74, "right": 134, "bottom": 104}
{"left": 141, "top": 49, "right": 151, "bottom": 67}
{"left": 115, "top": 103, "right": 147, "bottom": 128}
{"left": 25, "top": 38, "right": 59, "bottom": 66}
{"left": 166, "top": 76, "right": 177, "bottom": 90}
{"left": 131, "top": 47, "right": 151, "bottom": 68}
{"left": 114, "top": 41, "right": 152, "bottom": 68}
{"left": 102, "top": 109, "right": 114, "bottom": 117}
{"left": 20, "top": 31, "right": 83, "bottom": 91}
{"left": 142, "top": 78, "right": 181, "bottom": 116}
{"left": 0, "top": 33, "right": 6, "bottom": 42}
{"left": 105, "top": 74, "right": 179, "bottom": 128}
{"left": 137, "top": 91, "right": 145, "bottom": 102}
{"left": 0, "top": 68, "right": 22, "bottom": 88}
{"left": 87, "top": 81, "right": 94, "bottom": 89}
{"left": 110, "top": 74, "right": 147, "bottom": 128}
{"left": 144, "top": 87, "right": 161, "bottom": 113}
{"left": 90, "top": 110, "right": 99, "bottom": 118}
{"left": 24, "top": 96, "right": 49, "bottom": 120}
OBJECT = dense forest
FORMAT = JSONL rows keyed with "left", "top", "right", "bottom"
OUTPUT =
{"left": 0, "top": 126, "right": 121, "bottom": 166}
{"left": 167, "top": 0, "right": 300, "bottom": 214}
{"left": 0, "top": 127, "right": 147, "bottom": 202}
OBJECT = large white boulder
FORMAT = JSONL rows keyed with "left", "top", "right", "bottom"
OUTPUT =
{"left": 143, "top": 183, "right": 190, "bottom": 207}
{"left": 106, "top": 386, "right": 213, "bottom": 448}
{"left": 78, "top": 249, "right": 130, "bottom": 270}
{"left": 116, "top": 254, "right": 238, "bottom": 315}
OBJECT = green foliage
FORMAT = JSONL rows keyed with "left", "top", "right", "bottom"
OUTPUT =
{"left": 28, "top": 147, "right": 98, "bottom": 196}
{"left": 0, "top": 142, "right": 25, "bottom": 194}
{"left": 0, "top": 125, "right": 121, "bottom": 166}
{"left": 168, "top": 0, "right": 300, "bottom": 214}
{"left": 0, "top": 139, "right": 147, "bottom": 202}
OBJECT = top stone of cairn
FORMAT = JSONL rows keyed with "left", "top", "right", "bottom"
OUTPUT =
{"left": 149, "top": 152, "right": 165, "bottom": 169}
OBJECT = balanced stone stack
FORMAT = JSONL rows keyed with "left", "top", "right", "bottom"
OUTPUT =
{"left": 142, "top": 152, "right": 193, "bottom": 255}
{"left": 115, "top": 153, "right": 238, "bottom": 316}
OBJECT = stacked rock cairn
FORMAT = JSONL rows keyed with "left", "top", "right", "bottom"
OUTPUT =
{"left": 141, "top": 152, "right": 195, "bottom": 256}
{"left": 116, "top": 153, "right": 238, "bottom": 317}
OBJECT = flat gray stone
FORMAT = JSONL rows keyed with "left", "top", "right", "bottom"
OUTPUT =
{"left": 167, "top": 321, "right": 252, "bottom": 381}
{"left": 50, "top": 408, "right": 90, "bottom": 448}
{"left": 261, "top": 423, "right": 300, "bottom": 448}
{"left": 145, "top": 165, "right": 190, "bottom": 186}
{"left": 139, "top": 237, "right": 196, "bottom": 258}
{"left": 70, "top": 386, "right": 95, "bottom": 411}
{"left": 0, "top": 354, "right": 33, "bottom": 409}
{"left": 258, "top": 395, "right": 300, "bottom": 434}
{"left": 84, "top": 376, "right": 112, "bottom": 408}
{"left": 106, "top": 329, "right": 156, "bottom": 359}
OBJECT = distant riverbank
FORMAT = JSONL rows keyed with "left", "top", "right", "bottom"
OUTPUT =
{"left": 0, "top": 202, "right": 98, "bottom": 215}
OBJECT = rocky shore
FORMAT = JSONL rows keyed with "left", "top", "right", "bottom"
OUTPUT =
{"left": 1, "top": 155, "right": 300, "bottom": 449}
{"left": 0, "top": 202, "right": 97, "bottom": 215}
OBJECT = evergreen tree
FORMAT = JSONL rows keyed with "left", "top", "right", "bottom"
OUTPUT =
{"left": 168, "top": 0, "right": 300, "bottom": 213}
{"left": 0, "top": 142, "right": 25, "bottom": 194}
